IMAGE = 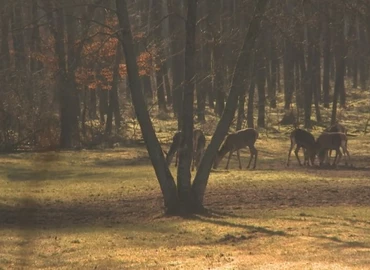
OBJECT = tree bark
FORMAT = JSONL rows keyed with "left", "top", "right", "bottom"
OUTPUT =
{"left": 0, "top": 0, "right": 10, "bottom": 71}
{"left": 331, "top": 7, "right": 345, "bottom": 125}
{"left": 116, "top": 0, "right": 178, "bottom": 214}
{"left": 191, "top": 0, "right": 269, "bottom": 207}
{"left": 283, "top": 39, "right": 294, "bottom": 110}
{"left": 322, "top": 9, "right": 331, "bottom": 108}
{"left": 169, "top": 0, "right": 185, "bottom": 123}
{"left": 256, "top": 35, "right": 266, "bottom": 128}
{"left": 247, "top": 76, "right": 256, "bottom": 128}
{"left": 176, "top": 0, "right": 198, "bottom": 212}
{"left": 10, "top": 0, "right": 26, "bottom": 72}
{"left": 105, "top": 44, "right": 122, "bottom": 134}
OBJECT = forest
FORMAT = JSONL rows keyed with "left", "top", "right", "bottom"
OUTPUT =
{"left": 1, "top": 0, "right": 370, "bottom": 269}
{"left": 1, "top": 0, "right": 369, "bottom": 150}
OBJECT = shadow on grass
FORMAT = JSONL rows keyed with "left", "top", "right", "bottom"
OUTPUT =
{"left": 193, "top": 214, "right": 287, "bottom": 237}
{"left": 317, "top": 234, "right": 370, "bottom": 249}
{"left": 0, "top": 195, "right": 163, "bottom": 230}
{"left": 94, "top": 156, "right": 151, "bottom": 167}
{"left": 4, "top": 167, "right": 109, "bottom": 182}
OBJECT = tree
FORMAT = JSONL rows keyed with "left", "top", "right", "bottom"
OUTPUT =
{"left": 117, "top": 0, "right": 269, "bottom": 214}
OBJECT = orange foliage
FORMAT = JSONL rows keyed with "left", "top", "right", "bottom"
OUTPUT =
{"left": 28, "top": 15, "right": 154, "bottom": 91}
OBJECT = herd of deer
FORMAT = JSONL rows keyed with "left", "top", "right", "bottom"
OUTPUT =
{"left": 164, "top": 123, "right": 352, "bottom": 171}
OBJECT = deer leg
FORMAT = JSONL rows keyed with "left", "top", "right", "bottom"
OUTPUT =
{"left": 236, "top": 150, "right": 242, "bottom": 169}
{"left": 175, "top": 150, "right": 179, "bottom": 167}
{"left": 252, "top": 146, "right": 258, "bottom": 169}
{"left": 286, "top": 142, "right": 295, "bottom": 166}
{"left": 328, "top": 149, "right": 333, "bottom": 164}
{"left": 303, "top": 148, "right": 309, "bottom": 166}
{"left": 294, "top": 146, "right": 303, "bottom": 166}
{"left": 341, "top": 143, "right": 351, "bottom": 166}
{"left": 225, "top": 150, "right": 234, "bottom": 170}
{"left": 191, "top": 150, "right": 196, "bottom": 171}
{"left": 334, "top": 148, "right": 342, "bottom": 166}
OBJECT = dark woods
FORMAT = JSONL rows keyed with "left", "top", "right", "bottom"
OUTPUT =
{"left": 0, "top": 0, "right": 368, "bottom": 152}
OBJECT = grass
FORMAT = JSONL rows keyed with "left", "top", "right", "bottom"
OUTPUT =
{"left": 1, "top": 89, "right": 370, "bottom": 269}
{"left": 1, "top": 136, "right": 370, "bottom": 269}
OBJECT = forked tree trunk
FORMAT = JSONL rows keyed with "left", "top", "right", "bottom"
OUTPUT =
{"left": 192, "top": 0, "right": 269, "bottom": 207}
{"left": 116, "top": 0, "right": 178, "bottom": 214}
{"left": 118, "top": 0, "right": 268, "bottom": 214}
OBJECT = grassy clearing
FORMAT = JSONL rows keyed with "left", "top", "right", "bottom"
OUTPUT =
{"left": 1, "top": 89, "right": 370, "bottom": 269}
{"left": 1, "top": 132, "right": 370, "bottom": 269}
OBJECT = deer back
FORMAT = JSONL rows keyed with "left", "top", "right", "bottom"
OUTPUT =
{"left": 316, "top": 132, "right": 346, "bottom": 150}
{"left": 291, "top": 129, "right": 315, "bottom": 148}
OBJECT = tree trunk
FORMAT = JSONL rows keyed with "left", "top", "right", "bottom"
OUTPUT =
{"left": 322, "top": 9, "right": 331, "bottom": 108}
{"left": 359, "top": 25, "right": 367, "bottom": 90}
{"left": 106, "top": 44, "right": 122, "bottom": 134}
{"left": 30, "top": 0, "right": 43, "bottom": 73}
{"left": 331, "top": 8, "right": 345, "bottom": 125}
{"left": 196, "top": 35, "right": 207, "bottom": 123}
{"left": 116, "top": 0, "right": 178, "bottom": 214}
{"left": 256, "top": 35, "right": 266, "bottom": 128}
{"left": 176, "top": 0, "right": 198, "bottom": 213}
{"left": 283, "top": 39, "right": 294, "bottom": 110}
{"left": 208, "top": 0, "right": 224, "bottom": 117}
{"left": 247, "top": 77, "right": 256, "bottom": 128}
{"left": 151, "top": 0, "right": 167, "bottom": 113}
{"left": 269, "top": 35, "right": 277, "bottom": 108}
{"left": 156, "top": 68, "right": 167, "bottom": 112}
{"left": 191, "top": 0, "right": 269, "bottom": 207}
{"left": 0, "top": 2, "right": 10, "bottom": 70}
{"left": 10, "top": 0, "right": 26, "bottom": 72}
{"left": 169, "top": 0, "right": 185, "bottom": 122}
{"left": 89, "top": 88, "right": 97, "bottom": 119}
{"left": 99, "top": 86, "right": 108, "bottom": 125}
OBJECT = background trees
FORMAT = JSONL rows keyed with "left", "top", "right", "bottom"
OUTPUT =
{"left": 1, "top": 0, "right": 369, "bottom": 151}
{"left": 1, "top": 0, "right": 370, "bottom": 211}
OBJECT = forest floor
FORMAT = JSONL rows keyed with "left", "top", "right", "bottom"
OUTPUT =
{"left": 1, "top": 89, "right": 370, "bottom": 269}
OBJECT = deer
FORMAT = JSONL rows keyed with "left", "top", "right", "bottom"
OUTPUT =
{"left": 165, "top": 129, "right": 206, "bottom": 171}
{"left": 213, "top": 128, "right": 258, "bottom": 170}
{"left": 287, "top": 129, "right": 316, "bottom": 167}
{"left": 324, "top": 123, "right": 347, "bottom": 164}
{"left": 315, "top": 132, "right": 351, "bottom": 167}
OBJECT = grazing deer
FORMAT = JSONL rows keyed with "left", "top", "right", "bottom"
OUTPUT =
{"left": 213, "top": 128, "right": 258, "bottom": 170}
{"left": 324, "top": 123, "right": 347, "bottom": 163}
{"left": 315, "top": 132, "right": 351, "bottom": 166}
{"left": 165, "top": 129, "right": 206, "bottom": 171}
{"left": 287, "top": 129, "right": 316, "bottom": 166}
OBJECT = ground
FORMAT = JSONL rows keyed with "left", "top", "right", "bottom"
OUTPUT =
{"left": 1, "top": 90, "right": 370, "bottom": 269}
{"left": 1, "top": 130, "right": 370, "bottom": 269}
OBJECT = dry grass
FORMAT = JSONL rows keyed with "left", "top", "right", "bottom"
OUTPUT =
{"left": 1, "top": 134, "right": 370, "bottom": 269}
{"left": 1, "top": 89, "right": 370, "bottom": 269}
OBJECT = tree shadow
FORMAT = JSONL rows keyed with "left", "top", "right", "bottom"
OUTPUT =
{"left": 317, "top": 235, "right": 370, "bottom": 249}
{"left": 0, "top": 195, "right": 163, "bottom": 230}
{"left": 94, "top": 156, "right": 151, "bottom": 167}
{"left": 5, "top": 167, "right": 108, "bottom": 182}
{"left": 193, "top": 214, "right": 287, "bottom": 237}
